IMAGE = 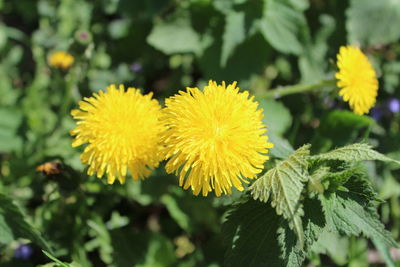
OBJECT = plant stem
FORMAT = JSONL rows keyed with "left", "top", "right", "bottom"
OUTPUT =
{"left": 60, "top": 69, "right": 77, "bottom": 119}
{"left": 257, "top": 78, "right": 336, "bottom": 99}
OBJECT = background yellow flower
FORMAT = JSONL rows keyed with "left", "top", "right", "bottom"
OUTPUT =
{"left": 70, "top": 84, "right": 163, "bottom": 184}
{"left": 336, "top": 45, "right": 378, "bottom": 115}
{"left": 48, "top": 51, "right": 74, "bottom": 70}
{"left": 161, "top": 81, "right": 273, "bottom": 196}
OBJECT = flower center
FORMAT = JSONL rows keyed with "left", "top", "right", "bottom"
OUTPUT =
{"left": 214, "top": 125, "right": 225, "bottom": 137}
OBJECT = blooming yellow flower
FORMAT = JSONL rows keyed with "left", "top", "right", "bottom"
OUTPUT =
{"left": 48, "top": 51, "right": 74, "bottom": 70}
{"left": 70, "top": 84, "right": 163, "bottom": 184}
{"left": 161, "top": 81, "right": 273, "bottom": 196}
{"left": 336, "top": 45, "right": 378, "bottom": 115}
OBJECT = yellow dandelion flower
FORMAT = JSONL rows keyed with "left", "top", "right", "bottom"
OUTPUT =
{"left": 161, "top": 80, "right": 273, "bottom": 197}
{"left": 48, "top": 51, "right": 74, "bottom": 70}
{"left": 336, "top": 45, "right": 378, "bottom": 115}
{"left": 70, "top": 84, "right": 163, "bottom": 184}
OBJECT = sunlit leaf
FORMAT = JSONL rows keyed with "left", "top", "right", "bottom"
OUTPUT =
{"left": 250, "top": 145, "right": 311, "bottom": 247}
{"left": 312, "top": 143, "right": 400, "bottom": 165}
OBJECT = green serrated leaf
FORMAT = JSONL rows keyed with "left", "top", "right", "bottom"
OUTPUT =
{"left": 278, "top": 226, "right": 305, "bottom": 267}
{"left": 223, "top": 199, "right": 304, "bottom": 267}
{"left": 311, "top": 143, "right": 400, "bottom": 165}
{"left": 308, "top": 166, "right": 329, "bottom": 194}
{"left": 320, "top": 191, "right": 398, "bottom": 248}
{"left": 342, "top": 173, "right": 377, "bottom": 202}
{"left": 0, "top": 193, "right": 51, "bottom": 251}
{"left": 323, "top": 166, "right": 364, "bottom": 192}
{"left": 302, "top": 197, "right": 326, "bottom": 250}
{"left": 250, "top": 144, "right": 311, "bottom": 247}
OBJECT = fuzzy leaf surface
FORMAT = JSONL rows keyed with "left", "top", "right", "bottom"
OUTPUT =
{"left": 223, "top": 199, "right": 304, "bottom": 267}
{"left": 312, "top": 143, "right": 400, "bottom": 165}
{"left": 320, "top": 191, "right": 397, "bottom": 248}
{"left": 250, "top": 145, "right": 311, "bottom": 247}
{"left": 302, "top": 197, "right": 326, "bottom": 250}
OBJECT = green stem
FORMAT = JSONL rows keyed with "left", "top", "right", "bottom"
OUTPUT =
{"left": 257, "top": 78, "right": 336, "bottom": 99}
{"left": 60, "top": 69, "right": 77, "bottom": 119}
{"left": 49, "top": 68, "right": 78, "bottom": 136}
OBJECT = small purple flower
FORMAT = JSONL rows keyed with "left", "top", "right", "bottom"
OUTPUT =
{"left": 388, "top": 98, "right": 400, "bottom": 113}
{"left": 79, "top": 32, "right": 89, "bottom": 41}
{"left": 370, "top": 107, "right": 383, "bottom": 121}
{"left": 74, "top": 30, "right": 92, "bottom": 45}
{"left": 14, "top": 244, "right": 33, "bottom": 260}
{"left": 130, "top": 62, "right": 142, "bottom": 73}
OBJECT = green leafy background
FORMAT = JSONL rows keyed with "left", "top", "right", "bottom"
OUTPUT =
{"left": 1, "top": 0, "right": 400, "bottom": 266}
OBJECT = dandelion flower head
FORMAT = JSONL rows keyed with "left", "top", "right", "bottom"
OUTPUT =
{"left": 161, "top": 80, "right": 273, "bottom": 196}
{"left": 70, "top": 84, "right": 163, "bottom": 184}
{"left": 48, "top": 51, "right": 74, "bottom": 70}
{"left": 336, "top": 45, "right": 378, "bottom": 115}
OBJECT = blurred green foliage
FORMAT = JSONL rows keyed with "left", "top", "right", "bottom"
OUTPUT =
{"left": 1, "top": 0, "right": 400, "bottom": 266}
